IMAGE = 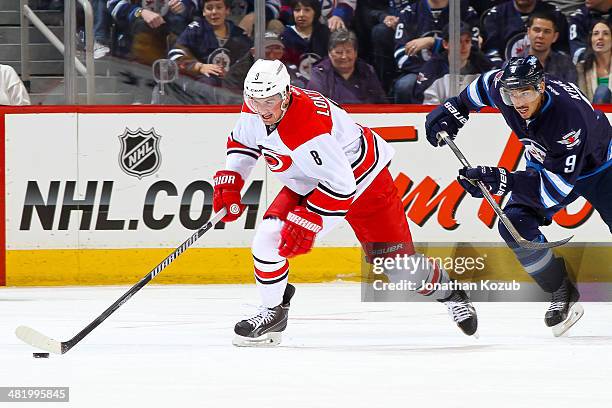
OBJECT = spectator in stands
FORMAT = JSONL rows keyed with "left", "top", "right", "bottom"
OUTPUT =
{"left": 107, "top": 0, "right": 193, "bottom": 65}
{"left": 307, "top": 29, "right": 387, "bottom": 104}
{"left": 168, "top": 0, "right": 252, "bottom": 83}
{"left": 0, "top": 64, "right": 31, "bottom": 105}
{"left": 281, "top": 0, "right": 356, "bottom": 31}
{"left": 224, "top": 32, "right": 308, "bottom": 93}
{"left": 414, "top": 22, "right": 495, "bottom": 104}
{"left": 236, "top": 0, "right": 285, "bottom": 37}
{"left": 481, "top": 0, "right": 569, "bottom": 66}
{"left": 568, "top": 0, "right": 612, "bottom": 64}
{"left": 163, "top": 32, "right": 304, "bottom": 104}
{"left": 356, "top": 0, "right": 408, "bottom": 94}
{"left": 393, "top": 0, "right": 479, "bottom": 104}
{"left": 520, "top": 10, "right": 577, "bottom": 83}
{"left": 577, "top": 20, "right": 612, "bottom": 102}
{"left": 280, "top": 0, "right": 330, "bottom": 81}
{"left": 93, "top": 0, "right": 111, "bottom": 59}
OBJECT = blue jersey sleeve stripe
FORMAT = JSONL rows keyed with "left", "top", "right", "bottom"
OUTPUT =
{"left": 526, "top": 158, "right": 543, "bottom": 171}
{"left": 482, "top": 70, "right": 498, "bottom": 108}
{"left": 539, "top": 177, "right": 560, "bottom": 208}
{"left": 467, "top": 79, "right": 486, "bottom": 108}
{"left": 541, "top": 174, "right": 569, "bottom": 203}
{"left": 541, "top": 169, "right": 573, "bottom": 196}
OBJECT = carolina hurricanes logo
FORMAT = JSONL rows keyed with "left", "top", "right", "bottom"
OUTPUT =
{"left": 263, "top": 150, "right": 293, "bottom": 172}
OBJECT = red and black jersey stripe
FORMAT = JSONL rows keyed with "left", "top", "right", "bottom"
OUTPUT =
{"left": 306, "top": 183, "right": 355, "bottom": 217}
{"left": 227, "top": 133, "right": 261, "bottom": 160}
{"left": 352, "top": 127, "right": 380, "bottom": 185}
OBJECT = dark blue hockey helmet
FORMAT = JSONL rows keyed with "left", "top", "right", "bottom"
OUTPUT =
{"left": 499, "top": 56, "right": 545, "bottom": 106}
{"left": 499, "top": 56, "right": 544, "bottom": 90}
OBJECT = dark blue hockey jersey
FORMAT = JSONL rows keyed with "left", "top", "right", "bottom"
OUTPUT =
{"left": 387, "top": 0, "right": 412, "bottom": 16}
{"left": 481, "top": 0, "right": 569, "bottom": 65}
{"left": 568, "top": 5, "right": 612, "bottom": 64}
{"left": 168, "top": 18, "right": 252, "bottom": 69}
{"left": 459, "top": 70, "right": 612, "bottom": 210}
{"left": 394, "top": 0, "right": 478, "bottom": 74}
{"left": 280, "top": 24, "right": 329, "bottom": 76}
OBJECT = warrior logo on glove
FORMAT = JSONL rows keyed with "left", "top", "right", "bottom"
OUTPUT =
{"left": 213, "top": 170, "right": 246, "bottom": 222}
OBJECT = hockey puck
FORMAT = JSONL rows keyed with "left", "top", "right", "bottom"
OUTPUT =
{"left": 33, "top": 352, "right": 49, "bottom": 358}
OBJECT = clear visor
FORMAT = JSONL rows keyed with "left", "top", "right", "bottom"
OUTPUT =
{"left": 500, "top": 86, "right": 540, "bottom": 106}
{"left": 244, "top": 93, "right": 283, "bottom": 114}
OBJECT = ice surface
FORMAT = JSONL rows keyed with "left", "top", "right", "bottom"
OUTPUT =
{"left": 1, "top": 283, "right": 611, "bottom": 408}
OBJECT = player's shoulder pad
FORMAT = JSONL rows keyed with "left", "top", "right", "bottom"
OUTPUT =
{"left": 276, "top": 88, "right": 333, "bottom": 151}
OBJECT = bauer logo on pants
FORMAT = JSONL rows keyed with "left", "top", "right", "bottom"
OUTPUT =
{"left": 118, "top": 128, "right": 162, "bottom": 179}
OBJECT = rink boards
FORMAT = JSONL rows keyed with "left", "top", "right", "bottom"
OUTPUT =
{"left": 0, "top": 105, "right": 609, "bottom": 286}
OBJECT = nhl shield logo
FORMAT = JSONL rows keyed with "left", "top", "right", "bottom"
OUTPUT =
{"left": 118, "top": 128, "right": 162, "bottom": 179}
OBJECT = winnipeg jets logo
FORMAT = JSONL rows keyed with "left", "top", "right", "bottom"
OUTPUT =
{"left": 118, "top": 128, "right": 162, "bottom": 179}
{"left": 262, "top": 149, "right": 292, "bottom": 172}
{"left": 557, "top": 129, "right": 582, "bottom": 150}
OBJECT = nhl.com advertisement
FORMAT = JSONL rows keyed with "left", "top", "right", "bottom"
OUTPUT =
{"left": 5, "top": 110, "right": 608, "bottom": 249}
{"left": 2, "top": 108, "right": 610, "bottom": 288}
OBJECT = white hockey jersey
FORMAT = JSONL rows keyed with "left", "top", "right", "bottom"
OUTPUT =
{"left": 225, "top": 86, "right": 394, "bottom": 231}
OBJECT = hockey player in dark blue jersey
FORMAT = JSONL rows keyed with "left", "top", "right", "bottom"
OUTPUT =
{"left": 425, "top": 56, "right": 612, "bottom": 335}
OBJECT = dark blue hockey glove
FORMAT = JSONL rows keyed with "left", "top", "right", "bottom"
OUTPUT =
{"left": 457, "top": 166, "right": 514, "bottom": 198}
{"left": 425, "top": 97, "right": 470, "bottom": 147}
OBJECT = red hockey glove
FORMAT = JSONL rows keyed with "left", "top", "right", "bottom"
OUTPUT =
{"left": 278, "top": 206, "right": 323, "bottom": 258}
{"left": 213, "top": 170, "right": 245, "bottom": 222}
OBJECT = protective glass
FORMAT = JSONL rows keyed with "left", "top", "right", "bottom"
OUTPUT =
{"left": 244, "top": 94, "right": 283, "bottom": 114}
{"left": 500, "top": 86, "right": 540, "bottom": 106}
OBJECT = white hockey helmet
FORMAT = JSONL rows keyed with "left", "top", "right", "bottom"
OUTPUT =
{"left": 244, "top": 59, "right": 291, "bottom": 101}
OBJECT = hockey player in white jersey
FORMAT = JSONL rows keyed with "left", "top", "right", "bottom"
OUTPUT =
{"left": 213, "top": 59, "right": 479, "bottom": 346}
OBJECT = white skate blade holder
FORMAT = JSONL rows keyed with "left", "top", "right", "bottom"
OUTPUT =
{"left": 552, "top": 303, "right": 584, "bottom": 337}
{"left": 233, "top": 332, "right": 282, "bottom": 347}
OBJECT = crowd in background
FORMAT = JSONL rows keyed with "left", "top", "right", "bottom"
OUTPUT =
{"left": 2, "top": 0, "right": 611, "bottom": 105}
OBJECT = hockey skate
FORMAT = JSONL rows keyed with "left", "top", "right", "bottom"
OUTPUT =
{"left": 438, "top": 288, "right": 479, "bottom": 337}
{"left": 545, "top": 278, "right": 584, "bottom": 337}
{"left": 233, "top": 284, "right": 296, "bottom": 347}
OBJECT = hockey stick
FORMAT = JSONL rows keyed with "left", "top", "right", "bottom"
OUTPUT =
{"left": 15, "top": 208, "right": 227, "bottom": 355}
{"left": 437, "top": 131, "right": 572, "bottom": 249}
